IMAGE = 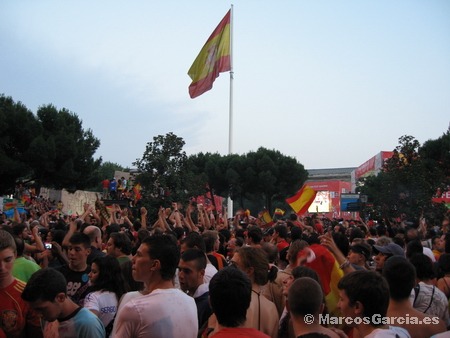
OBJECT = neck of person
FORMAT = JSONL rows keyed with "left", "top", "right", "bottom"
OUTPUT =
{"left": 388, "top": 298, "right": 414, "bottom": 313}
{"left": 216, "top": 321, "right": 246, "bottom": 333}
{"left": 0, "top": 275, "right": 15, "bottom": 289}
{"left": 60, "top": 298, "right": 81, "bottom": 319}
{"left": 70, "top": 262, "right": 87, "bottom": 272}
{"left": 143, "top": 276, "right": 174, "bottom": 295}
{"left": 292, "top": 315, "right": 324, "bottom": 336}
{"left": 357, "top": 323, "right": 388, "bottom": 338}
{"left": 251, "top": 282, "right": 262, "bottom": 295}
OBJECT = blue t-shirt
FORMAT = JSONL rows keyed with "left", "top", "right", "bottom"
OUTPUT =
{"left": 44, "top": 307, "right": 105, "bottom": 338}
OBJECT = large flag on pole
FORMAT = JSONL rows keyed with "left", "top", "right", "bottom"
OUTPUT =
{"left": 286, "top": 185, "right": 317, "bottom": 215}
{"left": 188, "top": 10, "right": 231, "bottom": 98}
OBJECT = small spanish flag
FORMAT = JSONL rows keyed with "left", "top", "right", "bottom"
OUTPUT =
{"left": 274, "top": 208, "right": 285, "bottom": 216}
{"left": 286, "top": 185, "right": 317, "bottom": 215}
{"left": 260, "top": 210, "right": 273, "bottom": 224}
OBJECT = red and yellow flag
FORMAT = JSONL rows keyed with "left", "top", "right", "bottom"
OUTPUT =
{"left": 305, "top": 244, "right": 343, "bottom": 317}
{"left": 133, "top": 183, "right": 142, "bottom": 201}
{"left": 260, "top": 209, "right": 273, "bottom": 224}
{"left": 274, "top": 208, "right": 285, "bottom": 216}
{"left": 188, "top": 10, "right": 231, "bottom": 98}
{"left": 286, "top": 185, "right": 317, "bottom": 215}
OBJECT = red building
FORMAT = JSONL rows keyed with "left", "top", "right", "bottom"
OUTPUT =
{"left": 304, "top": 180, "right": 353, "bottom": 220}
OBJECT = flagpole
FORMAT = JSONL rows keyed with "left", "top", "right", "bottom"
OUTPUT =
{"left": 227, "top": 4, "right": 234, "bottom": 220}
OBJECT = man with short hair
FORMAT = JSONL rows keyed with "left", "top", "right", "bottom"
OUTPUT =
{"left": 82, "top": 225, "right": 105, "bottom": 265}
{"left": 106, "top": 232, "right": 132, "bottom": 265}
{"left": 289, "top": 277, "right": 339, "bottom": 338}
{"left": 383, "top": 256, "right": 446, "bottom": 338}
{"left": 272, "top": 224, "right": 289, "bottom": 252}
{"left": 0, "top": 230, "right": 43, "bottom": 338}
{"left": 202, "top": 230, "right": 227, "bottom": 270}
{"left": 178, "top": 248, "right": 212, "bottom": 331}
{"left": 22, "top": 268, "right": 105, "bottom": 338}
{"left": 431, "top": 235, "right": 445, "bottom": 261}
{"left": 181, "top": 232, "right": 217, "bottom": 283}
{"left": 245, "top": 226, "right": 263, "bottom": 247}
{"left": 12, "top": 236, "right": 40, "bottom": 282}
{"left": 208, "top": 267, "right": 269, "bottom": 337}
{"left": 57, "top": 232, "right": 91, "bottom": 305}
{"left": 113, "top": 234, "right": 198, "bottom": 338}
{"left": 338, "top": 270, "right": 411, "bottom": 337}
{"left": 226, "top": 237, "right": 243, "bottom": 261}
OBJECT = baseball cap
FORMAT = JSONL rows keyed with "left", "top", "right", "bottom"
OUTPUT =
{"left": 350, "top": 243, "right": 372, "bottom": 261}
{"left": 373, "top": 243, "right": 404, "bottom": 257}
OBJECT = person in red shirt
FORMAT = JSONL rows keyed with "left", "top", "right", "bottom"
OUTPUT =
{"left": 0, "top": 230, "right": 43, "bottom": 338}
{"left": 272, "top": 224, "right": 289, "bottom": 252}
{"left": 101, "top": 178, "right": 110, "bottom": 199}
{"left": 208, "top": 267, "right": 270, "bottom": 338}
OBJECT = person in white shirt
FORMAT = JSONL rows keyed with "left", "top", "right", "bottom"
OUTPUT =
{"left": 84, "top": 255, "right": 126, "bottom": 336}
{"left": 409, "top": 254, "right": 450, "bottom": 326}
{"left": 112, "top": 234, "right": 197, "bottom": 338}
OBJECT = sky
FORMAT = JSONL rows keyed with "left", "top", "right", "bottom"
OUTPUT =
{"left": 1, "top": 1, "right": 449, "bottom": 171}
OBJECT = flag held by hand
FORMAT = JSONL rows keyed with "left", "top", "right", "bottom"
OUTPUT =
{"left": 286, "top": 185, "right": 317, "bottom": 215}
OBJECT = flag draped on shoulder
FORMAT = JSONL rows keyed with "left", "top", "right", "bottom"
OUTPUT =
{"left": 188, "top": 9, "right": 231, "bottom": 98}
{"left": 286, "top": 185, "right": 317, "bottom": 215}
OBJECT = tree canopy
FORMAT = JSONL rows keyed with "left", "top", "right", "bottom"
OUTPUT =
{"left": 358, "top": 130, "right": 450, "bottom": 225}
{"left": 134, "top": 133, "right": 309, "bottom": 217}
{"left": 0, "top": 95, "right": 101, "bottom": 194}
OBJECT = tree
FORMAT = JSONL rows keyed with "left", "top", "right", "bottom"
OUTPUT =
{"left": 242, "top": 148, "right": 308, "bottom": 211}
{"left": 358, "top": 132, "right": 449, "bottom": 224}
{"left": 186, "top": 147, "right": 309, "bottom": 213}
{"left": 0, "top": 95, "right": 101, "bottom": 194}
{"left": 133, "top": 132, "right": 188, "bottom": 207}
{"left": 0, "top": 95, "right": 41, "bottom": 194}
{"left": 86, "top": 161, "right": 126, "bottom": 192}
{"left": 419, "top": 128, "right": 450, "bottom": 197}
{"left": 27, "top": 104, "right": 101, "bottom": 192}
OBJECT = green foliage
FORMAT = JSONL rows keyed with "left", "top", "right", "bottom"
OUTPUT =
{"left": 0, "top": 95, "right": 101, "bottom": 194}
{"left": 133, "top": 132, "right": 188, "bottom": 210}
{"left": 358, "top": 131, "right": 450, "bottom": 224}
{"left": 134, "top": 133, "right": 309, "bottom": 217}
{"left": 86, "top": 161, "right": 126, "bottom": 191}
{"left": 186, "top": 147, "right": 308, "bottom": 213}
{"left": 0, "top": 96, "right": 42, "bottom": 194}
{"left": 244, "top": 148, "right": 308, "bottom": 211}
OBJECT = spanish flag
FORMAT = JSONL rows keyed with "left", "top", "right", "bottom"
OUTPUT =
{"left": 305, "top": 244, "right": 343, "bottom": 317}
{"left": 274, "top": 208, "right": 285, "bottom": 216}
{"left": 188, "top": 9, "right": 231, "bottom": 98}
{"left": 133, "top": 183, "right": 142, "bottom": 201}
{"left": 260, "top": 209, "right": 272, "bottom": 224}
{"left": 286, "top": 185, "right": 317, "bottom": 215}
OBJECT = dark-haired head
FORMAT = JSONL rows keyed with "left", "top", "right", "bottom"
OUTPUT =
{"left": 142, "top": 234, "right": 179, "bottom": 280}
{"left": 209, "top": 267, "right": 251, "bottom": 327}
{"left": 89, "top": 255, "right": 126, "bottom": 300}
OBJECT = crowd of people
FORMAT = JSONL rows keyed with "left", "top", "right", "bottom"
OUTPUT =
{"left": 1, "top": 195, "right": 450, "bottom": 338}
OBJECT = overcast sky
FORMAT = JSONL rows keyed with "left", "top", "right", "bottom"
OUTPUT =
{"left": 1, "top": 1, "right": 449, "bottom": 170}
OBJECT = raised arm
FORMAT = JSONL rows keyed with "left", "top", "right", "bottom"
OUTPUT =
{"left": 140, "top": 207, "right": 148, "bottom": 230}
{"left": 319, "top": 231, "right": 355, "bottom": 275}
